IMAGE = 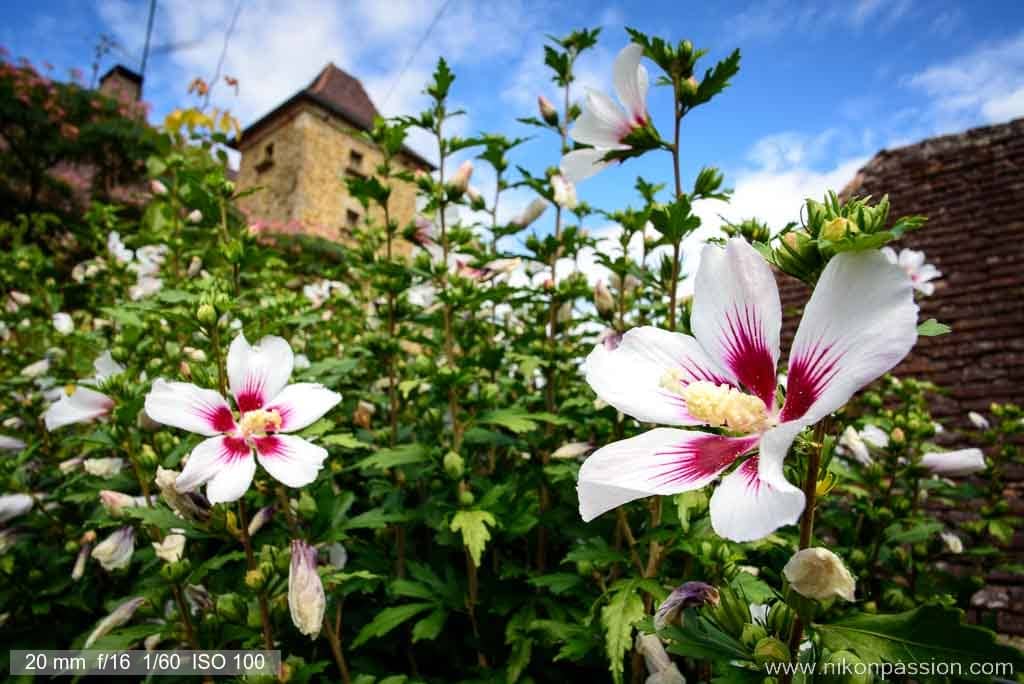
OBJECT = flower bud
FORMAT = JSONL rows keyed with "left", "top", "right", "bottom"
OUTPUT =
{"left": 741, "top": 622, "right": 768, "bottom": 649}
{"left": 754, "top": 636, "right": 791, "bottom": 665}
{"left": 551, "top": 174, "right": 578, "bottom": 209}
{"left": 443, "top": 450, "right": 465, "bottom": 479}
{"left": 551, "top": 441, "right": 594, "bottom": 460}
{"left": 0, "top": 493, "right": 34, "bottom": 524}
{"left": 99, "top": 490, "right": 149, "bottom": 517}
{"left": 655, "top": 581, "right": 720, "bottom": 630}
{"left": 245, "top": 568, "right": 266, "bottom": 590}
{"left": 680, "top": 76, "right": 699, "bottom": 97}
{"left": 85, "top": 597, "right": 145, "bottom": 647}
{"left": 91, "top": 526, "right": 135, "bottom": 571}
{"left": 72, "top": 542, "right": 91, "bottom": 580}
{"left": 288, "top": 540, "right": 325, "bottom": 638}
{"left": 822, "top": 650, "right": 872, "bottom": 684}
{"left": 152, "top": 532, "right": 186, "bottom": 563}
{"left": 197, "top": 303, "right": 217, "bottom": 325}
{"left": 217, "top": 593, "right": 246, "bottom": 622}
{"left": 821, "top": 216, "right": 856, "bottom": 241}
{"left": 247, "top": 505, "right": 275, "bottom": 536}
{"left": 150, "top": 179, "right": 168, "bottom": 196}
{"left": 889, "top": 427, "right": 905, "bottom": 444}
{"left": 783, "top": 547, "right": 856, "bottom": 602}
{"left": 538, "top": 95, "right": 559, "bottom": 125}
{"left": 594, "top": 280, "right": 614, "bottom": 316}
{"left": 186, "top": 209, "right": 203, "bottom": 224}
{"left": 52, "top": 312, "right": 74, "bottom": 335}
{"left": 512, "top": 198, "right": 548, "bottom": 228}
{"left": 450, "top": 160, "right": 473, "bottom": 194}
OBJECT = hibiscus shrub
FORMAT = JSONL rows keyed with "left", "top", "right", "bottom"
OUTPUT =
{"left": 1, "top": 27, "right": 1022, "bottom": 684}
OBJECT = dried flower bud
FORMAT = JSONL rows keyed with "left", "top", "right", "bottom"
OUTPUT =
{"left": 0, "top": 493, "right": 34, "bottom": 524}
{"left": 85, "top": 597, "right": 145, "bottom": 647}
{"left": 247, "top": 506, "right": 275, "bottom": 536}
{"left": 655, "top": 581, "right": 720, "bottom": 630}
{"left": 353, "top": 400, "right": 376, "bottom": 429}
{"left": 783, "top": 547, "right": 855, "bottom": 602}
{"left": 551, "top": 441, "right": 594, "bottom": 460}
{"left": 99, "top": 490, "right": 149, "bottom": 517}
{"left": 288, "top": 540, "right": 325, "bottom": 638}
{"left": 153, "top": 532, "right": 186, "bottom": 563}
{"left": 91, "top": 527, "right": 135, "bottom": 571}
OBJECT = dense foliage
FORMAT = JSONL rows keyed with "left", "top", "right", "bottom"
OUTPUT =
{"left": 1, "top": 30, "right": 1022, "bottom": 684}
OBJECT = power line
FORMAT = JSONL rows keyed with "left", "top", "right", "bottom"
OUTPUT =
{"left": 203, "top": 0, "right": 244, "bottom": 109}
{"left": 381, "top": 0, "right": 452, "bottom": 108}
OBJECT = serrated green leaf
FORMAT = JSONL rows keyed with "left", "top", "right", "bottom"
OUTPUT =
{"left": 601, "top": 585, "right": 645, "bottom": 684}
{"left": 355, "top": 443, "right": 427, "bottom": 471}
{"left": 320, "top": 432, "right": 372, "bottom": 449}
{"left": 450, "top": 510, "right": 496, "bottom": 567}
{"left": 411, "top": 608, "right": 447, "bottom": 642}
{"left": 351, "top": 602, "right": 434, "bottom": 649}
{"left": 528, "top": 573, "right": 583, "bottom": 595}
{"left": 917, "top": 318, "right": 951, "bottom": 336}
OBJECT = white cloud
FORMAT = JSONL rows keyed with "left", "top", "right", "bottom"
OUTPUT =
{"left": 907, "top": 30, "right": 1024, "bottom": 127}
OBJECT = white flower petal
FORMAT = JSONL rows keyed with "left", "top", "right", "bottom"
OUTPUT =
{"left": 254, "top": 435, "right": 328, "bottom": 489}
{"left": 613, "top": 43, "right": 648, "bottom": 122}
{"left": 144, "top": 379, "right": 236, "bottom": 436}
{"left": 93, "top": 351, "right": 125, "bottom": 381}
{"left": 43, "top": 387, "right": 114, "bottom": 431}
{"left": 709, "top": 455, "right": 805, "bottom": 543}
{"left": 860, "top": 424, "right": 889, "bottom": 448}
{"left": 228, "top": 334, "right": 294, "bottom": 411}
{"left": 560, "top": 148, "right": 611, "bottom": 183}
{"left": 584, "top": 326, "right": 732, "bottom": 426}
{"left": 920, "top": 448, "right": 986, "bottom": 476}
{"left": 0, "top": 493, "right": 34, "bottom": 523}
{"left": 572, "top": 88, "right": 630, "bottom": 148}
{"left": 265, "top": 383, "right": 342, "bottom": 432}
{"left": 781, "top": 250, "right": 918, "bottom": 424}
{"left": 176, "top": 435, "right": 255, "bottom": 504}
{"left": 0, "top": 435, "right": 26, "bottom": 451}
{"left": 692, "top": 239, "right": 781, "bottom": 406}
{"left": 578, "top": 428, "right": 758, "bottom": 522}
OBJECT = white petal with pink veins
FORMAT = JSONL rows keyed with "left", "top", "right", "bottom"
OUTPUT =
{"left": 613, "top": 43, "right": 649, "bottom": 122}
{"left": 709, "top": 455, "right": 805, "bottom": 542}
{"left": 265, "top": 383, "right": 342, "bottom": 432}
{"left": 43, "top": 386, "right": 114, "bottom": 431}
{"left": 781, "top": 250, "right": 918, "bottom": 425}
{"left": 227, "top": 334, "right": 294, "bottom": 412}
{"left": 560, "top": 148, "right": 611, "bottom": 183}
{"left": 176, "top": 435, "right": 255, "bottom": 504}
{"left": 254, "top": 435, "right": 328, "bottom": 488}
{"left": 145, "top": 379, "right": 236, "bottom": 436}
{"left": 572, "top": 89, "right": 631, "bottom": 148}
{"left": 693, "top": 239, "right": 781, "bottom": 407}
{"left": 584, "top": 326, "right": 732, "bottom": 426}
{"left": 921, "top": 448, "right": 986, "bottom": 476}
{"left": 578, "top": 428, "right": 758, "bottom": 522}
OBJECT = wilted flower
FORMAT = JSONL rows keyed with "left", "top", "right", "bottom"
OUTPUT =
{"left": 450, "top": 160, "right": 473, "bottom": 193}
{"left": 21, "top": 358, "right": 50, "bottom": 378}
{"left": 579, "top": 239, "right": 918, "bottom": 541}
{"left": 59, "top": 456, "right": 84, "bottom": 473}
{"left": 512, "top": 197, "right": 548, "bottom": 228}
{"left": 153, "top": 532, "right": 186, "bottom": 563}
{"left": 783, "top": 547, "right": 855, "bottom": 602}
{"left": 655, "top": 581, "right": 720, "bottom": 630}
{"left": 84, "top": 457, "right": 125, "bottom": 478}
{"left": 92, "top": 527, "right": 135, "bottom": 571}
{"left": 836, "top": 424, "right": 889, "bottom": 465}
{"left": 247, "top": 505, "right": 274, "bottom": 536}
{"left": 560, "top": 43, "right": 652, "bottom": 182}
{"left": 52, "top": 312, "right": 74, "bottom": 335}
{"left": 968, "top": 411, "right": 990, "bottom": 430}
{"left": 551, "top": 174, "right": 578, "bottom": 209}
{"left": 44, "top": 351, "right": 124, "bottom": 431}
{"left": 145, "top": 334, "right": 341, "bottom": 504}
{"left": 0, "top": 493, "right": 34, "bottom": 524}
{"left": 920, "top": 448, "right": 986, "bottom": 476}
{"left": 551, "top": 441, "right": 594, "bottom": 460}
{"left": 537, "top": 94, "right": 558, "bottom": 125}
{"left": 353, "top": 400, "right": 376, "bottom": 429}
{"left": 85, "top": 597, "right": 145, "bottom": 648}
{"left": 155, "top": 467, "right": 210, "bottom": 522}
{"left": 881, "top": 247, "right": 941, "bottom": 296}
{"left": 288, "top": 540, "right": 325, "bottom": 638}
{"left": 941, "top": 531, "right": 964, "bottom": 554}
{"left": 0, "top": 435, "right": 25, "bottom": 452}
{"left": 99, "top": 490, "right": 148, "bottom": 516}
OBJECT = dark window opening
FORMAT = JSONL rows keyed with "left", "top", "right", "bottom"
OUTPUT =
{"left": 349, "top": 149, "right": 363, "bottom": 169}
{"left": 346, "top": 209, "right": 360, "bottom": 228}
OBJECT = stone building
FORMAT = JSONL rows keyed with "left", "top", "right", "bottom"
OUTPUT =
{"left": 778, "top": 117, "right": 1024, "bottom": 638}
{"left": 232, "top": 63, "right": 432, "bottom": 244}
{"left": 98, "top": 65, "right": 143, "bottom": 106}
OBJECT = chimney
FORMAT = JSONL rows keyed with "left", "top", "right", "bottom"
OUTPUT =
{"left": 98, "top": 65, "right": 143, "bottom": 105}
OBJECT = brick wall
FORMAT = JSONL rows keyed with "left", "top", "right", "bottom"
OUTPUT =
{"left": 777, "top": 117, "right": 1024, "bottom": 639}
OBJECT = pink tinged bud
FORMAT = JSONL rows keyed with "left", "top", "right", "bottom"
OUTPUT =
{"left": 72, "top": 543, "right": 91, "bottom": 580}
{"left": 288, "top": 540, "right": 325, "bottom": 638}
{"left": 513, "top": 198, "right": 548, "bottom": 227}
{"left": 538, "top": 95, "right": 558, "bottom": 125}
{"left": 594, "top": 280, "right": 614, "bottom": 315}
{"left": 655, "top": 581, "right": 720, "bottom": 630}
{"left": 247, "top": 506, "right": 275, "bottom": 536}
{"left": 91, "top": 526, "right": 135, "bottom": 571}
{"left": 450, "top": 160, "right": 473, "bottom": 193}
{"left": 85, "top": 596, "right": 146, "bottom": 648}
{"left": 99, "top": 490, "right": 149, "bottom": 517}
{"left": 186, "top": 209, "right": 203, "bottom": 224}
{"left": 0, "top": 493, "right": 34, "bottom": 524}
{"left": 150, "top": 179, "right": 168, "bottom": 196}
{"left": 783, "top": 547, "right": 856, "bottom": 602}
{"left": 551, "top": 174, "right": 578, "bottom": 209}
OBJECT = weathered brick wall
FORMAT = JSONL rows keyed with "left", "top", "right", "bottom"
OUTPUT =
{"left": 778, "top": 117, "right": 1024, "bottom": 638}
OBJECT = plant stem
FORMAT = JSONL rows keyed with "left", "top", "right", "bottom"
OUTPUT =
{"left": 238, "top": 499, "right": 274, "bottom": 650}
{"left": 323, "top": 601, "right": 352, "bottom": 684}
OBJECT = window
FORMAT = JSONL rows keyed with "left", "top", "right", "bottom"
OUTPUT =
{"left": 349, "top": 149, "right": 363, "bottom": 170}
{"left": 255, "top": 142, "right": 275, "bottom": 174}
{"left": 345, "top": 209, "right": 360, "bottom": 229}
{"left": 265, "top": 143, "right": 275, "bottom": 159}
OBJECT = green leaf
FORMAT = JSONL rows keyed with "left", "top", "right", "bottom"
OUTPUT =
{"left": 528, "top": 573, "right": 583, "bottom": 595}
{"left": 344, "top": 507, "right": 408, "bottom": 530}
{"left": 730, "top": 571, "right": 777, "bottom": 604}
{"left": 663, "top": 611, "right": 751, "bottom": 662}
{"left": 450, "top": 510, "right": 496, "bottom": 567}
{"left": 917, "top": 318, "right": 951, "bottom": 336}
{"left": 355, "top": 443, "right": 427, "bottom": 471}
{"left": 815, "top": 604, "right": 1024, "bottom": 677}
{"left": 883, "top": 521, "right": 944, "bottom": 544}
{"left": 320, "top": 432, "right": 372, "bottom": 449}
{"left": 122, "top": 505, "right": 197, "bottom": 535}
{"left": 477, "top": 408, "right": 566, "bottom": 434}
{"left": 601, "top": 584, "right": 646, "bottom": 684}
{"left": 351, "top": 602, "right": 435, "bottom": 648}
{"left": 411, "top": 608, "right": 447, "bottom": 642}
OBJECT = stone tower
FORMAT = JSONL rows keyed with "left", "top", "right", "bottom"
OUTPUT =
{"left": 233, "top": 63, "right": 431, "bottom": 244}
{"left": 98, "top": 65, "right": 143, "bottom": 104}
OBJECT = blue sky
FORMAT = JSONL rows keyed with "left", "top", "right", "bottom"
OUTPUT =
{"left": 3, "top": 0, "right": 1024, "bottom": 282}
